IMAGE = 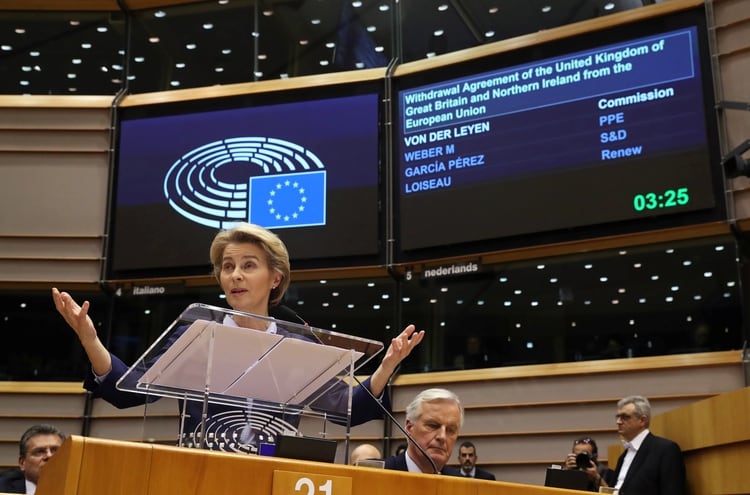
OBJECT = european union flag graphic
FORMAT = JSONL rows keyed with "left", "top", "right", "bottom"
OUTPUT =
{"left": 249, "top": 171, "right": 327, "bottom": 229}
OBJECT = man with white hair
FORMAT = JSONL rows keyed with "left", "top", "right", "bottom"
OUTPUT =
{"left": 383, "top": 388, "right": 463, "bottom": 475}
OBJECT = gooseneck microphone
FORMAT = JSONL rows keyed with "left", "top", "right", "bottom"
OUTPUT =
{"left": 352, "top": 375, "right": 440, "bottom": 475}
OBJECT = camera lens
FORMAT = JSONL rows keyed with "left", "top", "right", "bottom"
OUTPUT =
{"left": 576, "top": 452, "right": 592, "bottom": 469}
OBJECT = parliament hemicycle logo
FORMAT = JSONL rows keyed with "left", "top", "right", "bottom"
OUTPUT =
{"left": 163, "top": 137, "right": 327, "bottom": 230}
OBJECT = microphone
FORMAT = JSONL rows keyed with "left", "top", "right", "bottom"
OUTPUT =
{"left": 351, "top": 375, "right": 440, "bottom": 475}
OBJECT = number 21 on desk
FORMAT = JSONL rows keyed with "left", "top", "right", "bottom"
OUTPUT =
{"left": 273, "top": 471, "right": 352, "bottom": 495}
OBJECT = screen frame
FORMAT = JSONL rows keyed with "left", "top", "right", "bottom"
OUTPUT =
{"left": 106, "top": 75, "right": 387, "bottom": 280}
{"left": 390, "top": 4, "right": 726, "bottom": 263}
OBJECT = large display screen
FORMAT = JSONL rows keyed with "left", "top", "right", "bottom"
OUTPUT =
{"left": 394, "top": 7, "right": 724, "bottom": 257}
{"left": 109, "top": 83, "right": 382, "bottom": 279}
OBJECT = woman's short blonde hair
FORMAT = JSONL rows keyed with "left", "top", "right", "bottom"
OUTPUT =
{"left": 209, "top": 222, "right": 290, "bottom": 306}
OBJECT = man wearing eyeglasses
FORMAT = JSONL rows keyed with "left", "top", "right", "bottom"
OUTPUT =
{"left": 613, "top": 395, "right": 686, "bottom": 495}
{"left": 0, "top": 424, "right": 66, "bottom": 494}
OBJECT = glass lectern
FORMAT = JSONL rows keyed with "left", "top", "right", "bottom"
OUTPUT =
{"left": 116, "top": 303, "right": 385, "bottom": 455}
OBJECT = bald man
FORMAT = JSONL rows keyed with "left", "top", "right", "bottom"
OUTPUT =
{"left": 350, "top": 443, "right": 382, "bottom": 465}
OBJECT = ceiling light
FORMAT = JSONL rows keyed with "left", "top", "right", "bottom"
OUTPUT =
{"left": 19, "top": 80, "right": 29, "bottom": 86}
{"left": 214, "top": 67, "right": 224, "bottom": 72}
{"left": 715, "top": 245, "right": 725, "bottom": 251}
{"left": 67, "top": 73, "right": 76, "bottom": 79}
{"left": 665, "top": 296, "right": 674, "bottom": 302}
{"left": 489, "top": 7, "right": 499, "bottom": 14}
{"left": 379, "top": 4, "right": 389, "bottom": 11}
{"left": 433, "top": 29, "right": 444, "bottom": 36}
{"left": 541, "top": 5, "right": 552, "bottom": 13}
{"left": 331, "top": 292, "right": 339, "bottom": 297}
{"left": 485, "top": 31, "right": 496, "bottom": 38}
{"left": 440, "top": 287, "right": 448, "bottom": 292}
{"left": 326, "top": 42, "right": 335, "bottom": 48}
{"left": 319, "top": 280, "right": 327, "bottom": 284}
{"left": 611, "top": 299, "right": 619, "bottom": 304}
{"left": 665, "top": 248, "right": 675, "bottom": 254}
{"left": 426, "top": 52, "right": 436, "bottom": 58}
{"left": 15, "top": 28, "right": 25, "bottom": 34}
{"left": 186, "top": 43, "right": 197, "bottom": 50}
{"left": 366, "top": 26, "right": 376, "bottom": 32}
{"left": 222, "top": 49, "right": 232, "bottom": 54}
{"left": 537, "top": 264, "right": 545, "bottom": 269}
{"left": 693, "top": 294, "right": 702, "bottom": 300}
{"left": 438, "top": 4, "right": 449, "bottom": 11}
{"left": 347, "top": 304, "right": 354, "bottom": 309}
{"left": 352, "top": 1, "right": 362, "bottom": 7}
{"left": 21, "top": 66, "right": 31, "bottom": 72}
{"left": 703, "top": 271, "right": 713, "bottom": 277}
{"left": 373, "top": 304, "right": 381, "bottom": 310}
{"left": 549, "top": 277, "right": 558, "bottom": 283}
{"left": 671, "top": 285, "right": 680, "bottom": 291}
{"left": 72, "top": 58, "right": 82, "bottom": 64}
{"left": 311, "top": 19, "right": 321, "bottom": 25}
{"left": 1, "top": 45, "right": 12, "bottom": 51}
{"left": 254, "top": 71, "right": 263, "bottom": 77}
{"left": 599, "top": 276, "right": 608, "bottom": 282}
{"left": 499, "top": 276, "right": 508, "bottom": 282}
{"left": 29, "top": 51, "right": 39, "bottom": 57}
{"left": 154, "top": 10, "right": 167, "bottom": 18}
{"left": 134, "top": 56, "right": 145, "bottom": 62}
{"left": 169, "top": 80, "right": 180, "bottom": 86}
{"left": 319, "top": 60, "right": 329, "bottom": 66}
{"left": 149, "top": 37, "right": 160, "bottom": 43}
{"left": 97, "top": 27, "right": 108, "bottom": 33}
{"left": 531, "top": 301, "right": 539, "bottom": 306}
{"left": 100, "top": 66, "right": 108, "bottom": 72}
{"left": 322, "top": 302, "right": 330, "bottom": 307}
{"left": 381, "top": 294, "right": 389, "bottom": 299}
{"left": 297, "top": 300, "right": 304, "bottom": 305}
{"left": 514, "top": 289, "right": 522, "bottom": 295}
{"left": 456, "top": 299, "right": 463, "bottom": 304}
{"left": 585, "top": 264, "right": 593, "bottom": 269}
{"left": 70, "top": 20, "right": 80, "bottom": 26}
{"left": 67, "top": 87, "right": 77, "bottom": 92}
{"left": 126, "top": 75, "right": 136, "bottom": 80}
{"left": 477, "top": 300, "right": 485, "bottom": 305}
{"left": 402, "top": 297, "right": 410, "bottom": 302}
{"left": 727, "top": 281, "right": 737, "bottom": 287}
{"left": 651, "top": 275, "right": 659, "bottom": 280}
{"left": 175, "top": 63, "right": 185, "bottom": 68}
{"left": 81, "top": 43, "right": 92, "bottom": 49}
{"left": 430, "top": 299, "right": 438, "bottom": 304}
{"left": 639, "top": 298, "right": 646, "bottom": 303}
{"left": 203, "top": 23, "right": 214, "bottom": 30}
{"left": 262, "top": 10, "right": 273, "bottom": 16}
{"left": 504, "top": 301, "right": 511, "bottom": 306}
{"left": 299, "top": 40, "right": 309, "bottom": 45}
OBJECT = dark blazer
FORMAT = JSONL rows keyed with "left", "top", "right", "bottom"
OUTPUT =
{"left": 82, "top": 320, "right": 390, "bottom": 452}
{"left": 468, "top": 467, "right": 496, "bottom": 480}
{"left": 384, "top": 453, "right": 463, "bottom": 476}
{"left": 0, "top": 468, "right": 26, "bottom": 494}
{"left": 614, "top": 432, "right": 686, "bottom": 495}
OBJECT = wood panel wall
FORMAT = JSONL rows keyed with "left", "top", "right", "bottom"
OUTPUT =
{"left": 1, "top": 351, "right": 744, "bottom": 489}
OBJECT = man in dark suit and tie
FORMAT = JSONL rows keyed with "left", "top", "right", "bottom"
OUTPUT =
{"left": 383, "top": 388, "right": 463, "bottom": 476}
{"left": 612, "top": 395, "right": 686, "bottom": 495}
{"left": 457, "top": 441, "right": 496, "bottom": 480}
{"left": 0, "top": 424, "right": 66, "bottom": 494}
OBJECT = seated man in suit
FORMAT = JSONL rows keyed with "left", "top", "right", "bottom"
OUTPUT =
{"left": 383, "top": 388, "right": 463, "bottom": 476}
{"left": 613, "top": 395, "right": 686, "bottom": 495}
{"left": 0, "top": 424, "right": 66, "bottom": 495}
{"left": 457, "top": 441, "right": 496, "bottom": 480}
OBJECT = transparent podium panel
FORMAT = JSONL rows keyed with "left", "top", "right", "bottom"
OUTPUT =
{"left": 116, "top": 303, "right": 384, "bottom": 453}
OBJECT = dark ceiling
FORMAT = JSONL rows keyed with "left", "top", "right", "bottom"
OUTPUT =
{"left": 0, "top": 0, "right": 651, "bottom": 95}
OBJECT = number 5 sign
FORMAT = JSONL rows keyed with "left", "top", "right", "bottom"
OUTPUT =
{"left": 272, "top": 470, "right": 352, "bottom": 495}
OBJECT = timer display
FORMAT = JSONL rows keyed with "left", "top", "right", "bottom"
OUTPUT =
{"left": 633, "top": 188, "right": 690, "bottom": 211}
